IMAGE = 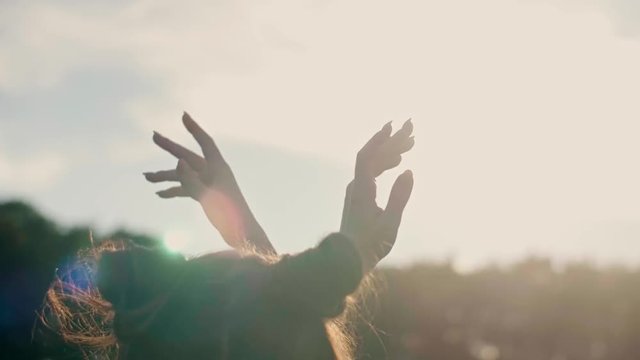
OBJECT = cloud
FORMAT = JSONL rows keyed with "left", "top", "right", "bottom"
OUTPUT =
{"left": 3, "top": 0, "right": 640, "bottom": 267}
{"left": 612, "top": 0, "right": 640, "bottom": 36}
{"left": 0, "top": 150, "right": 70, "bottom": 193}
{"left": 0, "top": 0, "right": 270, "bottom": 93}
{"left": 527, "top": 0, "right": 640, "bottom": 37}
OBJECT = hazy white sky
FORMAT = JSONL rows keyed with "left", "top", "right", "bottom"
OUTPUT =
{"left": 1, "top": 0, "right": 639, "bottom": 269}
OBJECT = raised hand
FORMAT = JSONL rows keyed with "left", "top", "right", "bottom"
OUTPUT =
{"left": 340, "top": 120, "right": 415, "bottom": 272}
{"left": 144, "top": 112, "right": 275, "bottom": 255}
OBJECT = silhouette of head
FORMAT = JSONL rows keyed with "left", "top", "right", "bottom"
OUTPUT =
{"left": 95, "top": 232, "right": 363, "bottom": 359}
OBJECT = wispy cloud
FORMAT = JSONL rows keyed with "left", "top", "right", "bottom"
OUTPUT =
{"left": 0, "top": 0, "right": 267, "bottom": 93}
{"left": 2, "top": 0, "right": 640, "bottom": 267}
{"left": 530, "top": 0, "right": 640, "bottom": 37}
{"left": 0, "top": 149, "right": 69, "bottom": 193}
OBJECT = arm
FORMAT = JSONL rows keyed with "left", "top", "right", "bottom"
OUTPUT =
{"left": 144, "top": 112, "right": 275, "bottom": 255}
{"left": 269, "top": 232, "right": 363, "bottom": 318}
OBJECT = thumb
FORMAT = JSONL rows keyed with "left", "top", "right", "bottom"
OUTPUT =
{"left": 372, "top": 170, "right": 413, "bottom": 261}
{"left": 383, "top": 170, "right": 414, "bottom": 228}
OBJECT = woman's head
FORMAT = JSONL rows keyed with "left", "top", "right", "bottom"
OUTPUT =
{"left": 45, "top": 233, "right": 365, "bottom": 359}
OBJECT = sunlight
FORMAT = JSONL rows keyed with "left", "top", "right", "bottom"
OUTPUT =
{"left": 163, "top": 230, "right": 189, "bottom": 253}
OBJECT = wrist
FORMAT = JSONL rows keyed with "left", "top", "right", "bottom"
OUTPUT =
{"left": 349, "top": 236, "right": 380, "bottom": 273}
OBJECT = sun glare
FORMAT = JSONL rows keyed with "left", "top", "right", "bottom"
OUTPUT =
{"left": 163, "top": 230, "right": 189, "bottom": 253}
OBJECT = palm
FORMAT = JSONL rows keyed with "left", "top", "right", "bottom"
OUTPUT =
{"left": 144, "top": 112, "right": 274, "bottom": 254}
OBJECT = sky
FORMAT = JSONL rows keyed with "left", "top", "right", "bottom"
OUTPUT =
{"left": 1, "top": 0, "right": 640, "bottom": 270}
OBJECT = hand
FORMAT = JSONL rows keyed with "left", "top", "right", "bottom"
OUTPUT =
{"left": 144, "top": 112, "right": 275, "bottom": 255}
{"left": 340, "top": 120, "right": 415, "bottom": 272}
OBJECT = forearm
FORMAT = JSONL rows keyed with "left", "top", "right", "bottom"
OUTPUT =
{"left": 199, "top": 189, "right": 274, "bottom": 255}
{"left": 240, "top": 206, "right": 275, "bottom": 255}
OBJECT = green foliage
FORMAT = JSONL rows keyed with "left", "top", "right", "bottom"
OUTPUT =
{"left": 0, "top": 200, "right": 161, "bottom": 359}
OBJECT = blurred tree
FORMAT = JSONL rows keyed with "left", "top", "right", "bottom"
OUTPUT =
{"left": 3, "top": 200, "right": 640, "bottom": 360}
{"left": 356, "top": 260, "right": 640, "bottom": 360}
{"left": 0, "top": 201, "right": 160, "bottom": 359}
{"left": 0, "top": 201, "right": 89, "bottom": 358}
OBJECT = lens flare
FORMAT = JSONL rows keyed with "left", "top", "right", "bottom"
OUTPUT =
{"left": 163, "top": 230, "right": 189, "bottom": 253}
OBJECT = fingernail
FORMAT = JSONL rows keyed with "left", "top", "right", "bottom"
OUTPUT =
{"left": 403, "top": 169, "right": 413, "bottom": 177}
{"left": 143, "top": 172, "right": 151, "bottom": 176}
{"left": 382, "top": 121, "right": 392, "bottom": 132}
{"left": 183, "top": 111, "right": 191, "bottom": 121}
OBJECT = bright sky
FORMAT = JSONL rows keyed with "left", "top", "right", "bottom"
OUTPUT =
{"left": 1, "top": 0, "right": 640, "bottom": 270}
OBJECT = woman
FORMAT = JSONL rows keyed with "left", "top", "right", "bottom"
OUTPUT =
{"left": 46, "top": 113, "right": 415, "bottom": 359}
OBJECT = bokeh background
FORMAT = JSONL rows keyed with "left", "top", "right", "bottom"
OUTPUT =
{"left": 2, "top": 0, "right": 640, "bottom": 359}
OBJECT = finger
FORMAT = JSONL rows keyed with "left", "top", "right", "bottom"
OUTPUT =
{"left": 385, "top": 119, "right": 413, "bottom": 152}
{"left": 373, "top": 137, "right": 414, "bottom": 176}
{"left": 176, "top": 159, "right": 206, "bottom": 199}
{"left": 400, "top": 118, "right": 413, "bottom": 135}
{"left": 182, "top": 112, "right": 224, "bottom": 163}
{"left": 370, "top": 171, "right": 412, "bottom": 262}
{"left": 372, "top": 120, "right": 414, "bottom": 175}
{"left": 156, "top": 186, "right": 188, "bottom": 198}
{"left": 143, "top": 170, "right": 179, "bottom": 183}
{"left": 360, "top": 121, "right": 393, "bottom": 157}
{"left": 152, "top": 131, "right": 206, "bottom": 170}
{"left": 383, "top": 170, "right": 414, "bottom": 226}
{"left": 396, "top": 136, "right": 415, "bottom": 154}
{"left": 390, "top": 118, "right": 413, "bottom": 139}
{"left": 356, "top": 122, "right": 393, "bottom": 178}
{"left": 374, "top": 155, "right": 402, "bottom": 176}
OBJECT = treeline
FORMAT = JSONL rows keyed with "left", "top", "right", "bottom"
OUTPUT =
{"left": 1, "top": 201, "right": 639, "bottom": 359}
{"left": 359, "top": 260, "right": 640, "bottom": 359}
{"left": 0, "top": 201, "right": 157, "bottom": 359}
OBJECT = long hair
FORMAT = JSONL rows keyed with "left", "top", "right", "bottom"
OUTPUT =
{"left": 41, "top": 234, "right": 371, "bottom": 359}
